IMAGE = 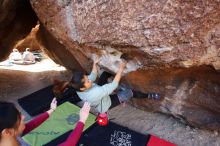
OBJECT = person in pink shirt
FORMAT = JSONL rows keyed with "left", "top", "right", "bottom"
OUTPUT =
{"left": 0, "top": 99, "right": 91, "bottom": 146}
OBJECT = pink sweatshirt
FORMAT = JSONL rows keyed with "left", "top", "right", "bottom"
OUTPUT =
{"left": 23, "top": 112, "right": 84, "bottom": 146}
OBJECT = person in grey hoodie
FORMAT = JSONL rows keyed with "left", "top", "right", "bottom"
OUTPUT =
{"left": 71, "top": 57, "right": 127, "bottom": 114}
{"left": 70, "top": 56, "right": 160, "bottom": 114}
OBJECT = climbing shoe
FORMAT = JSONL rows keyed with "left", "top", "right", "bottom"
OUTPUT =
{"left": 117, "top": 87, "right": 133, "bottom": 103}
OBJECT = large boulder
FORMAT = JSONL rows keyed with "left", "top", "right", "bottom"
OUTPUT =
{"left": 0, "top": 0, "right": 38, "bottom": 61}
{"left": 29, "top": 0, "right": 220, "bottom": 131}
{"left": 36, "top": 24, "right": 84, "bottom": 71}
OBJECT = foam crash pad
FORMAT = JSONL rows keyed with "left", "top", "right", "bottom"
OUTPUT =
{"left": 147, "top": 135, "right": 176, "bottom": 146}
{"left": 22, "top": 102, "right": 96, "bottom": 146}
{"left": 45, "top": 121, "right": 177, "bottom": 146}
{"left": 18, "top": 85, "right": 80, "bottom": 116}
{"left": 77, "top": 122, "right": 150, "bottom": 146}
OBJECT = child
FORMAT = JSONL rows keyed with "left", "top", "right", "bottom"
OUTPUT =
{"left": 0, "top": 99, "right": 91, "bottom": 146}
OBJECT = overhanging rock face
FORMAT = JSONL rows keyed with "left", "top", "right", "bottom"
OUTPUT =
{"left": 30, "top": 0, "right": 220, "bottom": 131}
{"left": 0, "top": 0, "right": 38, "bottom": 61}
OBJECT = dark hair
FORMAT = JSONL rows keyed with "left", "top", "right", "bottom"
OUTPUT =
{"left": 53, "top": 79, "right": 69, "bottom": 98}
{"left": 70, "top": 72, "right": 86, "bottom": 91}
{"left": 0, "top": 101, "right": 20, "bottom": 139}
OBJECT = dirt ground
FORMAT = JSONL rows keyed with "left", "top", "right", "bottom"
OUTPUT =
{"left": 0, "top": 58, "right": 220, "bottom": 146}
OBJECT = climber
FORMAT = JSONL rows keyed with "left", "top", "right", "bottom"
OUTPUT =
{"left": 70, "top": 54, "right": 160, "bottom": 115}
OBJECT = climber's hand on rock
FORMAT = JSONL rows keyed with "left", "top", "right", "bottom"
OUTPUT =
{"left": 119, "top": 60, "right": 127, "bottom": 71}
{"left": 93, "top": 55, "right": 101, "bottom": 64}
